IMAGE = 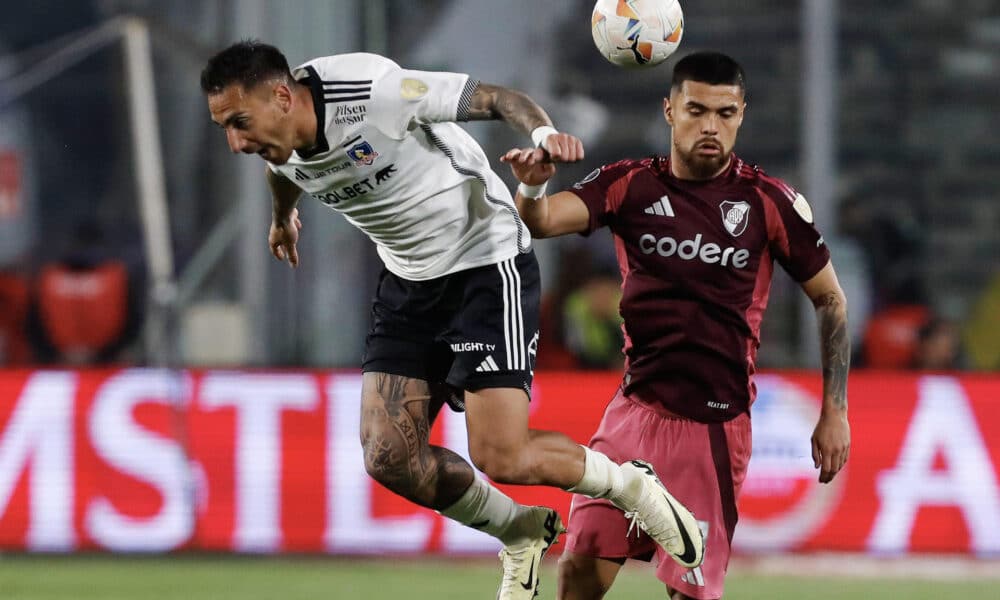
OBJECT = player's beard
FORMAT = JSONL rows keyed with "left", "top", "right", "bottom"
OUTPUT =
{"left": 676, "top": 141, "right": 731, "bottom": 180}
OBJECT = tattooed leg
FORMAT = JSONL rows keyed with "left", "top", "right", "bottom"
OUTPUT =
{"left": 360, "top": 372, "right": 474, "bottom": 510}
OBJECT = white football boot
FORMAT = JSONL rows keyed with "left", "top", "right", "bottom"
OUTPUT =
{"left": 496, "top": 507, "right": 565, "bottom": 600}
{"left": 618, "top": 459, "right": 705, "bottom": 568}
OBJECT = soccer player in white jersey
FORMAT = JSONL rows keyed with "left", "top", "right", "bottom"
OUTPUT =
{"left": 202, "top": 40, "right": 704, "bottom": 599}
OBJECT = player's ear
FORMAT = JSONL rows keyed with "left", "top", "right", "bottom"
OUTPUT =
{"left": 663, "top": 97, "right": 673, "bottom": 126}
{"left": 273, "top": 82, "right": 293, "bottom": 112}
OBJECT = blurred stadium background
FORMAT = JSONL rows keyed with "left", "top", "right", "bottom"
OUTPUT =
{"left": 0, "top": 1, "right": 998, "bottom": 598}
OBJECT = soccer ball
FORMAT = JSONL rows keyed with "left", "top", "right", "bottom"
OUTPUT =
{"left": 591, "top": 0, "right": 684, "bottom": 68}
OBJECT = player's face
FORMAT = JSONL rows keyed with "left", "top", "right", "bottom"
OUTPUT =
{"left": 208, "top": 81, "right": 296, "bottom": 165}
{"left": 663, "top": 80, "right": 745, "bottom": 180}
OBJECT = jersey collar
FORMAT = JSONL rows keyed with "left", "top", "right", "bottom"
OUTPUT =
{"left": 294, "top": 65, "right": 330, "bottom": 159}
{"left": 658, "top": 152, "right": 742, "bottom": 183}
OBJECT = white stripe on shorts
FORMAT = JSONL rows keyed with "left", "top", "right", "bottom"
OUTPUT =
{"left": 498, "top": 258, "right": 525, "bottom": 370}
{"left": 512, "top": 259, "right": 525, "bottom": 369}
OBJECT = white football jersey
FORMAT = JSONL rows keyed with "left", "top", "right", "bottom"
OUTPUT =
{"left": 266, "top": 53, "right": 530, "bottom": 281}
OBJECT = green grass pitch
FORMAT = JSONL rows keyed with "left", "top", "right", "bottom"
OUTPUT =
{"left": 0, "top": 554, "right": 994, "bottom": 599}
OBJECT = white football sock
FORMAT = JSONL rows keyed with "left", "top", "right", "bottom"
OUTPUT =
{"left": 439, "top": 475, "right": 529, "bottom": 545}
{"left": 566, "top": 445, "right": 628, "bottom": 501}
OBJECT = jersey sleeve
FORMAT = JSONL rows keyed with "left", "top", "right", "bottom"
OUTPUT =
{"left": 569, "top": 159, "right": 637, "bottom": 236}
{"left": 369, "top": 66, "right": 478, "bottom": 139}
{"left": 760, "top": 182, "right": 831, "bottom": 282}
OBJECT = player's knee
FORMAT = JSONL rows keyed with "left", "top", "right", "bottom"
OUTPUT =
{"left": 359, "top": 420, "right": 410, "bottom": 490}
{"left": 557, "top": 554, "right": 607, "bottom": 600}
{"left": 469, "top": 453, "right": 519, "bottom": 484}
{"left": 467, "top": 445, "right": 524, "bottom": 484}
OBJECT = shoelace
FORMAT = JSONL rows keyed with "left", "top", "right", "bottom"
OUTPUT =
{"left": 624, "top": 511, "right": 642, "bottom": 538}
{"left": 498, "top": 546, "right": 532, "bottom": 588}
{"left": 623, "top": 488, "right": 680, "bottom": 548}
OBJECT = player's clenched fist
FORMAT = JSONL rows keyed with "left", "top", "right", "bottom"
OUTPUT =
{"left": 540, "top": 132, "right": 585, "bottom": 163}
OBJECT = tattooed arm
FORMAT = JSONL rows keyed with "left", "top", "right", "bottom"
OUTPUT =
{"left": 466, "top": 84, "right": 552, "bottom": 133}
{"left": 807, "top": 263, "right": 850, "bottom": 413}
{"left": 801, "top": 261, "right": 851, "bottom": 484}
{"left": 466, "top": 83, "right": 584, "bottom": 163}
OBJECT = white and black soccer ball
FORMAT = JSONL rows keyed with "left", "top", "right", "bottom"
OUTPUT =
{"left": 591, "top": 0, "right": 684, "bottom": 68}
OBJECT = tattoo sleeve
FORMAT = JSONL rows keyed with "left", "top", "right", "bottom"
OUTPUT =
{"left": 815, "top": 291, "right": 850, "bottom": 412}
{"left": 360, "top": 374, "right": 473, "bottom": 509}
{"left": 465, "top": 83, "right": 553, "bottom": 136}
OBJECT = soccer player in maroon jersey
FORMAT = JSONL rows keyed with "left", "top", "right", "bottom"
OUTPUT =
{"left": 502, "top": 51, "right": 851, "bottom": 600}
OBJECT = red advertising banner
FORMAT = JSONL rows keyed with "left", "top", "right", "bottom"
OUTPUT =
{"left": 0, "top": 370, "right": 998, "bottom": 555}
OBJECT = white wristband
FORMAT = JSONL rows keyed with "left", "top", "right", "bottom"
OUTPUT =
{"left": 518, "top": 181, "right": 547, "bottom": 199}
{"left": 530, "top": 125, "right": 559, "bottom": 149}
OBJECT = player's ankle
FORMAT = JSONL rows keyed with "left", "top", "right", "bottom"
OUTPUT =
{"left": 440, "top": 475, "right": 520, "bottom": 541}
{"left": 497, "top": 505, "right": 544, "bottom": 546}
{"left": 567, "top": 446, "right": 625, "bottom": 500}
{"left": 612, "top": 463, "right": 647, "bottom": 507}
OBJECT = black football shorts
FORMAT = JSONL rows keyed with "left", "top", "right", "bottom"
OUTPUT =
{"left": 362, "top": 251, "right": 540, "bottom": 405}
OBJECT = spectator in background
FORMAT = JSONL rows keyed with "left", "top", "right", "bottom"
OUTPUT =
{"left": 0, "top": 269, "right": 32, "bottom": 364}
{"left": 562, "top": 272, "right": 624, "bottom": 370}
{"left": 860, "top": 304, "right": 929, "bottom": 369}
{"left": 963, "top": 274, "right": 1000, "bottom": 370}
{"left": 537, "top": 242, "right": 623, "bottom": 371}
{"left": 838, "top": 192, "right": 926, "bottom": 311}
{"left": 861, "top": 305, "right": 965, "bottom": 371}
{"left": 911, "top": 317, "right": 963, "bottom": 371}
{"left": 829, "top": 194, "right": 873, "bottom": 357}
{"left": 32, "top": 219, "right": 137, "bottom": 364}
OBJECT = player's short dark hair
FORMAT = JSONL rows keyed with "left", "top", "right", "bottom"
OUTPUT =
{"left": 670, "top": 51, "right": 747, "bottom": 96}
{"left": 200, "top": 40, "right": 293, "bottom": 94}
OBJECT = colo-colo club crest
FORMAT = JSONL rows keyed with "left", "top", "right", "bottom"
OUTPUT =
{"left": 719, "top": 200, "right": 750, "bottom": 237}
{"left": 345, "top": 136, "right": 380, "bottom": 166}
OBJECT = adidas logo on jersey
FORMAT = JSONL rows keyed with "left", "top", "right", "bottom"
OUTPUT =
{"left": 475, "top": 355, "right": 501, "bottom": 372}
{"left": 644, "top": 195, "right": 675, "bottom": 217}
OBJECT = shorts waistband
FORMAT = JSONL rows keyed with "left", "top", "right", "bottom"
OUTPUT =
{"left": 621, "top": 389, "right": 695, "bottom": 421}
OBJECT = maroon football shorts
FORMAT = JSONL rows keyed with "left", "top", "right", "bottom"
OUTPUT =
{"left": 564, "top": 387, "right": 752, "bottom": 600}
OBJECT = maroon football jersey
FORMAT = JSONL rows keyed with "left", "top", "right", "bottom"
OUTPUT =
{"left": 571, "top": 154, "right": 830, "bottom": 422}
